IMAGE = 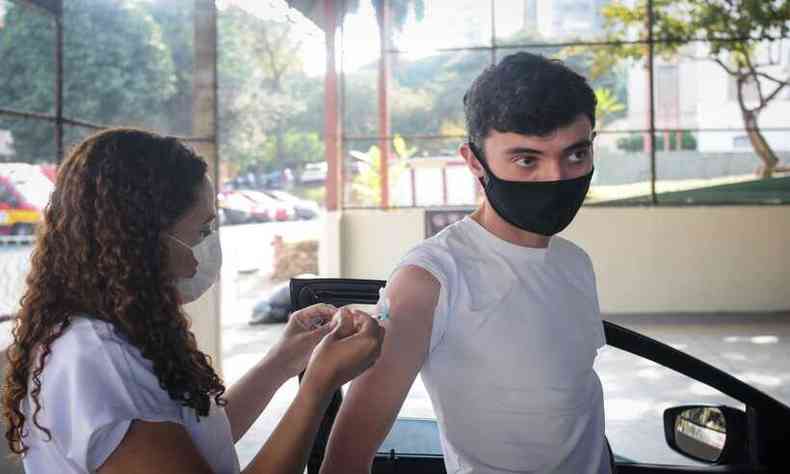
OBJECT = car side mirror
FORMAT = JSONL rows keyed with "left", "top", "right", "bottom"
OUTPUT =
{"left": 664, "top": 405, "right": 747, "bottom": 464}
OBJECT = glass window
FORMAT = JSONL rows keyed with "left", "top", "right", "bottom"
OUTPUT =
{"left": 588, "top": 131, "right": 653, "bottom": 205}
{"left": 654, "top": 129, "right": 790, "bottom": 205}
{"left": 0, "top": 0, "right": 55, "bottom": 114}
{"left": 390, "top": 50, "right": 492, "bottom": 138}
{"left": 343, "top": 137, "right": 478, "bottom": 209}
{"left": 393, "top": 0, "right": 492, "bottom": 52}
{"left": 61, "top": 0, "right": 193, "bottom": 134}
{"left": 495, "top": 0, "right": 643, "bottom": 46}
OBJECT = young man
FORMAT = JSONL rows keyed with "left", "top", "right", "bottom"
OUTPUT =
{"left": 321, "top": 52, "right": 611, "bottom": 474}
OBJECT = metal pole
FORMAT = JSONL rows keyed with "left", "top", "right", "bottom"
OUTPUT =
{"left": 490, "top": 0, "right": 496, "bottom": 65}
{"left": 442, "top": 167, "right": 448, "bottom": 205}
{"left": 324, "top": 0, "right": 340, "bottom": 211}
{"left": 474, "top": 0, "right": 497, "bottom": 204}
{"left": 410, "top": 167, "right": 417, "bottom": 206}
{"left": 54, "top": 0, "right": 64, "bottom": 164}
{"left": 647, "top": 0, "right": 657, "bottom": 204}
{"left": 339, "top": 0, "right": 347, "bottom": 209}
{"left": 377, "top": 0, "right": 391, "bottom": 209}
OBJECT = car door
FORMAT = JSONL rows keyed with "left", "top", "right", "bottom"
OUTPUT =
{"left": 599, "top": 323, "right": 788, "bottom": 474}
{"left": 290, "top": 278, "right": 790, "bottom": 474}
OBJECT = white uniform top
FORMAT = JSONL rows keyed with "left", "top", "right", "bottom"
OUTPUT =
{"left": 392, "top": 216, "right": 610, "bottom": 474}
{"left": 21, "top": 316, "right": 240, "bottom": 474}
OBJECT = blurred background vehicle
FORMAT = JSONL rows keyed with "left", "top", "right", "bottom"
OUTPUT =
{"left": 249, "top": 272, "right": 318, "bottom": 325}
{"left": 298, "top": 162, "right": 326, "bottom": 185}
{"left": 0, "top": 164, "right": 54, "bottom": 236}
{"left": 263, "top": 190, "right": 320, "bottom": 220}
{"left": 218, "top": 190, "right": 256, "bottom": 225}
{"left": 239, "top": 190, "right": 295, "bottom": 222}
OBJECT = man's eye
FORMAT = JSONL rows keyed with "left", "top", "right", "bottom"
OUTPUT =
{"left": 199, "top": 226, "right": 212, "bottom": 238}
{"left": 570, "top": 149, "right": 591, "bottom": 162}
{"left": 514, "top": 156, "right": 538, "bottom": 168}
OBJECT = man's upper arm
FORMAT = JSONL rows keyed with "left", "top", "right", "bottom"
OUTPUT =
{"left": 320, "top": 265, "right": 441, "bottom": 474}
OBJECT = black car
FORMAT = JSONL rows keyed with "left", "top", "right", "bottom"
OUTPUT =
{"left": 250, "top": 274, "right": 318, "bottom": 325}
{"left": 290, "top": 278, "right": 790, "bottom": 474}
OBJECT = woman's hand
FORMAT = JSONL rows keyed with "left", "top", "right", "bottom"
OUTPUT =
{"left": 265, "top": 303, "right": 338, "bottom": 380}
{"left": 302, "top": 308, "right": 385, "bottom": 394}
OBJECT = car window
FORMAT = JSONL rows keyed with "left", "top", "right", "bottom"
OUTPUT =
{"left": 594, "top": 346, "right": 744, "bottom": 466}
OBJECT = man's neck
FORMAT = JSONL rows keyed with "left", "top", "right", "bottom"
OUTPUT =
{"left": 471, "top": 202, "right": 551, "bottom": 249}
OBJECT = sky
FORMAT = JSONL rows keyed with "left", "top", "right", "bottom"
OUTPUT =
{"left": 221, "top": 0, "right": 528, "bottom": 77}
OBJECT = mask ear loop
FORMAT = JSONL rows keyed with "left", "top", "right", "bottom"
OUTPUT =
{"left": 167, "top": 234, "right": 192, "bottom": 251}
{"left": 468, "top": 142, "right": 492, "bottom": 187}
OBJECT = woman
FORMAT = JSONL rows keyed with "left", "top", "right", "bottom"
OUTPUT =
{"left": 2, "top": 128, "right": 384, "bottom": 473}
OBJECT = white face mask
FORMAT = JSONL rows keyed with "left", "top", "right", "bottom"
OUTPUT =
{"left": 168, "top": 231, "right": 222, "bottom": 304}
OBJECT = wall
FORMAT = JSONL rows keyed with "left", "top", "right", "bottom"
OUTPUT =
{"left": 184, "top": 285, "right": 221, "bottom": 375}
{"left": 340, "top": 209, "right": 426, "bottom": 279}
{"left": 330, "top": 206, "right": 790, "bottom": 314}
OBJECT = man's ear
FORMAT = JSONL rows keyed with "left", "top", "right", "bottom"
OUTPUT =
{"left": 459, "top": 143, "right": 485, "bottom": 179}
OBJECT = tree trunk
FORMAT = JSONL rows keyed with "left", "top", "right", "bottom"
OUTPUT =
{"left": 275, "top": 125, "right": 285, "bottom": 165}
{"left": 741, "top": 109, "right": 779, "bottom": 179}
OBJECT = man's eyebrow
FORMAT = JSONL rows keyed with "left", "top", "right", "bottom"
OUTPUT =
{"left": 503, "top": 146, "right": 544, "bottom": 155}
{"left": 562, "top": 139, "right": 593, "bottom": 153}
{"left": 503, "top": 138, "right": 593, "bottom": 156}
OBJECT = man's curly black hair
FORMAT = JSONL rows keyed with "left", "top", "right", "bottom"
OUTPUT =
{"left": 463, "top": 52, "right": 597, "bottom": 159}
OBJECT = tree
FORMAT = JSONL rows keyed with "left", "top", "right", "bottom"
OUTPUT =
{"left": 217, "top": 6, "right": 321, "bottom": 172}
{"left": 350, "top": 134, "right": 410, "bottom": 206}
{"left": 260, "top": 131, "right": 324, "bottom": 172}
{"left": 588, "top": 0, "right": 790, "bottom": 178}
{"left": 0, "top": 0, "right": 177, "bottom": 161}
{"left": 343, "top": 0, "right": 425, "bottom": 34}
{"left": 141, "top": 0, "right": 196, "bottom": 136}
{"left": 594, "top": 87, "right": 625, "bottom": 126}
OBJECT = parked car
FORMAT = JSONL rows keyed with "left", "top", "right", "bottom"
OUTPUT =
{"left": 249, "top": 273, "right": 318, "bottom": 325}
{"left": 0, "top": 165, "right": 54, "bottom": 236}
{"left": 239, "top": 190, "right": 295, "bottom": 222}
{"left": 217, "top": 191, "right": 255, "bottom": 225}
{"left": 256, "top": 169, "right": 295, "bottom": 189}
{"left": 299, "top": 162, "right": 327, "bottom": 184}
{"left": 263, "top": 190, "right": 321, "bottom": 220}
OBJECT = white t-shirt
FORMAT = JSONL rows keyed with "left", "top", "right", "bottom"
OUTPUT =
{"left": 21, "top": 317, "right": 240, "bottom": 474}
{"left": 390, "top": 216, "right": 610, "bottom": 474}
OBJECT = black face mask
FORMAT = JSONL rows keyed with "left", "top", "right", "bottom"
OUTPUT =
{"left": 472, "top": 146, "right": 593, "bottom": 236}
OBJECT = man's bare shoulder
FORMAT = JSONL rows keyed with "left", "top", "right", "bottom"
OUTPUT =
{"left": 391, "top": 264, "right": 441, "bottom": 290}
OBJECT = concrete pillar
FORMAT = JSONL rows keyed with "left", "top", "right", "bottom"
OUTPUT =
{"left": 188, "top": 0, "right": 221, "bottom": 373}
{"left": 324, "top": 0, "right": 341, "bottom": 211}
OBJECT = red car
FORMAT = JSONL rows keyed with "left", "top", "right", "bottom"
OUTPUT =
{"left": 0, "top": 165, "right": 54, "bottom": 236}
{"left": 238, "top": 190, "right": 295, "bottom": 222}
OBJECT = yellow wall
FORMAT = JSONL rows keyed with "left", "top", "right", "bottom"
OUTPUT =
{"left": 334, "top": 207, "right": 790, "bottom": 314}
{"left": 340, "top": 209, "right": 426, "bottom": 279}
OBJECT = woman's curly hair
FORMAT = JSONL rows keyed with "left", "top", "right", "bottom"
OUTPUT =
{"left": 2, "top": 128, "right": 226, "bottom": 454}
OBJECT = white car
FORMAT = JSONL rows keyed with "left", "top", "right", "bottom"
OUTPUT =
{"left": 299, "top": 162, "right": 327, "bottom": 184}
